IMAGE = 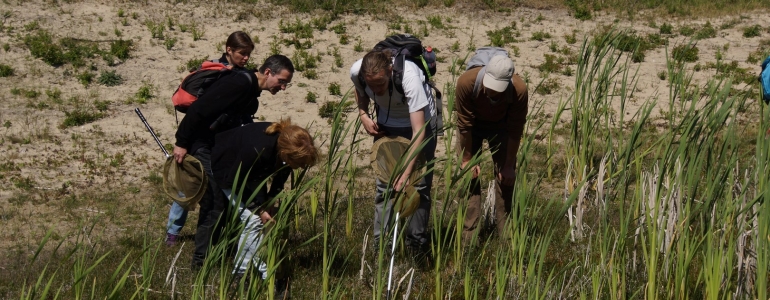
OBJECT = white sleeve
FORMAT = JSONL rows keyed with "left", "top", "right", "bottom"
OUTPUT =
{"left": 349, "top": 59, "right": 367, "bottom": 97}
{"left": 401, "top": 61, "right": 429, "bottom": 113}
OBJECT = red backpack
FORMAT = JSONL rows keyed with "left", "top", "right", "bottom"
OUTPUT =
{"left": 172, "top": 60, "right": 251, "bottom": 113}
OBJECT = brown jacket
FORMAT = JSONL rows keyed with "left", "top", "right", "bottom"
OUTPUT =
{"left": 455, "top": 67, "right": 528, "bottom": 139}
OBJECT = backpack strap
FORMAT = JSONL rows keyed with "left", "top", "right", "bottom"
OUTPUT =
{"left": 472, "top": 66, "right": 486, "bottom": 98}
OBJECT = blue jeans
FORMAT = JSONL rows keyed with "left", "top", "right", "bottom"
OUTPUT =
{"left": 222, "top": 189, "right": 267, "bottom": 278}
{"left": 166, "top": 202, "right": 188, "bottom": 236}
{"left": 373, "top": 125, "right": 436, "bottom": 250}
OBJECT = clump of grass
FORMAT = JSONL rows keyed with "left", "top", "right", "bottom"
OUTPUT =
{"left": 487, "top": 24, "right": 518, "bottom": 47}
{"left": 190, "top": 23, "right": 204, "bottom": 41}
{"left": 164, "top": 37, "right": 177, "bottom": 50}
{"left": 98, "top": 70, "right": 123, "bottom": 86}
{"left": 304, "top": 69, "right": 318, "bottom": 79}
{"left": 328, "top": 82, "right": 341, "bottom": 96}
{"left": 145, "top": 21, "right": 164, "bottom": 39}
{"left": 306, "top": 91, "right": 318, "bottom": 103}
{"left": 427, "top": 15, "right": 444, "bottom": 29}
{"left": 537, "top": 54, "right": 565, "bottom": 74}
{"left": 535, "top": 77, "right": 560, "bottom": 95}
{"left": 77, "top": 71, "right": 95, "bottom": 87}
{"left": 110, "top": 39, "right": 132, "bottom": 60}
{"left": 23, "top": 30, "right": 65, "bottom": 66}
{"left": 660, "top": 23, "right": 673, "bottom": 34}
{"left": 0, "top": 63, "right": 13, "bottom": 77}
{"left": 565, "top": 0, "right": 592, "bottom": 20}
{"left": 531, "top": 30, "right": 552, "bottom": 41}
{"left": 134, "top": 82, "right": 154, "bottom": 104}
{"left": 61, "top": 109, "right": 104, "bottom": 128}
{"left": 693, "top": 22, "right": 717, "bottom": 40}
{"left": 184, "top": 57, "right": 206, "bottom": 72}
{"left": 672, "top": 44, "right": 699, "bottom": 63}
{"left": 743, "top": 25, "right": 762, "bottom": 38}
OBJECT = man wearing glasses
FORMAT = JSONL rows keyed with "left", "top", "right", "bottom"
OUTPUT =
{"left": 454, "top": 55, "right": 528, "bottom": 245}
{"left": 173, "top": 54, "right": 295, "bottom": 269}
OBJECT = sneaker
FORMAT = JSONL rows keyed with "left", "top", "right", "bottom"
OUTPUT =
{"left": 165, "top": 233, "right": 179, "bottom": 246}
{"left": 275, "top": 278, "right": 290, "bottom": 299}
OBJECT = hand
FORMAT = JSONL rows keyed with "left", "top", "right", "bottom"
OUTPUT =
{"left": 258, "top": 210, "right": 274, "bottom": 224}
{"left": 173, "top": 146, "right": 188, "bottom": 163}
{"left": 393, "top": 172, "right": 411, "bottom": 192}
{"left": 497, "top": 165, "right": 516, "bottom": 186}
{"left": 461, "top": 160, "right": 480, "bottom": 179}
{"left": 361, "top": 115, "right": 385, "bottom": 137}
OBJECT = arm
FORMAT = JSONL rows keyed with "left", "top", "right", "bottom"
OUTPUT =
{"left": 394, "top": 109, "right": 426, "bottom": 191}
{"left": 498, "top": 75, "right": 529, "bottom": 186}
{"left": 454, "top": 71, "right": 480, "bottom": 177}
{"left": 351, "top": 61, "right": 383, "bottom": 137}
{"left": 355, "top": 88, "right": 383, "bottom": 137}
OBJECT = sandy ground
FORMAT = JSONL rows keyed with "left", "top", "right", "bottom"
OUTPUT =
{"left": 0, "top": 0, "right": 768, "bottom": 251}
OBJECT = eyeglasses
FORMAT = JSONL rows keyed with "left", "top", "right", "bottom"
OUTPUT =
{"left": 278, "top": 78, "right": 292, "bottom": 88}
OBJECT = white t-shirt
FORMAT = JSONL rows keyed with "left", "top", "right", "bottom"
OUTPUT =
{"left": 350, "top": 58, "right": 436, "bottom": 128}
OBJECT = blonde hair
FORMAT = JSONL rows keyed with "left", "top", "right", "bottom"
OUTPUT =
{"left": 266, "top": 118, "right": 319, "bottom": 169}
{"left": 361, "top": 49, "right": 392, "bottom": 77}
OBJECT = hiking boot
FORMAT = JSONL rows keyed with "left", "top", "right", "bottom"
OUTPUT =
{"left": 275, "top": 278, "right": 290, "bottom": 299}
{"left": 165, "top": 233, "right": 179, "bottom": 246}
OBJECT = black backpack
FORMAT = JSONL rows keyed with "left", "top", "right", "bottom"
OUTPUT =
{"left": 357, "top": 34, "right": 444, "bottom": 135}
{"left": 369, "top": 34, "right": 437, "bottom": 95}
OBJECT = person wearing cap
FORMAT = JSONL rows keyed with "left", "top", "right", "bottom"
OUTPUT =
{"left": 351, "top": 48, "right": 438, "bottom": 261}
{"left": 455, "top": 55, "right": 528, "bottom": 243}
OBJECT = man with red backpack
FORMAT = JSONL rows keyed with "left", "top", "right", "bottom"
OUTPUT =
{"left": 455, "top": 52, "right": 528, "bottom": 245}
{"left": 173, "top": 54, "right": 295, "bottom": 269}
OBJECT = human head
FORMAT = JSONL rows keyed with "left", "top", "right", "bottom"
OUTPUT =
{"left": 258, "top": 55, "right": 295, "bottom": 95}
{"left": 483, "top": 55, "right": 514, "bottom": 93}
{"left": 361, "top": 49, "right": 393, "bottom": 96}
{"left": 265, "top": 118, "right": 318, "bottom": 169}
{"left": 225, "top": 31, "right": 255, "bottom": 68}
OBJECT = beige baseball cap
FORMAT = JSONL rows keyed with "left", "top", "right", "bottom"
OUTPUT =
{"left": 483, "top": 55, "right": 514, "bottom": 92}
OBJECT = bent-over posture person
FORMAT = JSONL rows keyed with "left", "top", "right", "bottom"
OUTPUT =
{"left": 211, "top": 119, "right": 318, "bottom": 298}
{"left": 455, "top": 55, "right": 528, "bottom": 243}
{"left": 350, "top": 49, "right": 438, "bottom": 259}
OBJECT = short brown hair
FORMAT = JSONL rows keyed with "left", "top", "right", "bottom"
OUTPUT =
{"left": 360, "top": 49, "right": 392, "bottom": 77}
{"left": 226, "top": 31, "right": 255, "bottom": 53}
{"left": 265, "top": 118, "right": 318, "bottom": 169}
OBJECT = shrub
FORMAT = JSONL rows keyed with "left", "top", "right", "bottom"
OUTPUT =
{"left": 98, "top": 70, "right": 123, "bottom": 86}
{"left": 185, "top": 57, "right": 206, "bottom": 72}
{"left": 304, "top": 69, "right": 318, "bottom": 79}
{"left": 135, "top": 82, "right": 154, "bottom": 104}
{"left": 24, "top": 30, "right": 64, "bottom": 66}
{"left": 77, "top": 71, "right": 95, "bottom": 87}
{"left": 535, "top": 77, "right": 560, "bottom": 95}
{"left": 487, "top": 25, "right": 518, "bottom": 47}
{"left": 164, "top": 37, "right": 177, "bottom": 50}
{"left": 743, "top": 25, "right": 762, "bottom": 38}
{"left": 0, "top": 64, "right": 13, "bottom": 77}
{"left": 660, "top": 23, "right": 673, "bottom": 34}
{"left": 318, "top": 101, "right": 336, "bottom": 118}
{"left": 694, "top": 22, "right": 717, "bottom": 40}
{"left": 328, "top": 82, "right": 341, "bottom": 96}
{"left": 672, "top": 44, "right": 699, "bottom": 63}
{"left": 306, "top": 91, "right": 318, "bottom": 103}
{"left": 61, "top": 109, "right": 104, "bottom": 128}
{"left": 110, "top": 39, "right": 133, "bottom": 60}
{"left": 531, "top": 31, "right": 551, "bottom": 41}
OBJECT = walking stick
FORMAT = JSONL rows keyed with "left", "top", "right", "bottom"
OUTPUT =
{"left": 134, "top": 108, "right": 170, "bottom": 158}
